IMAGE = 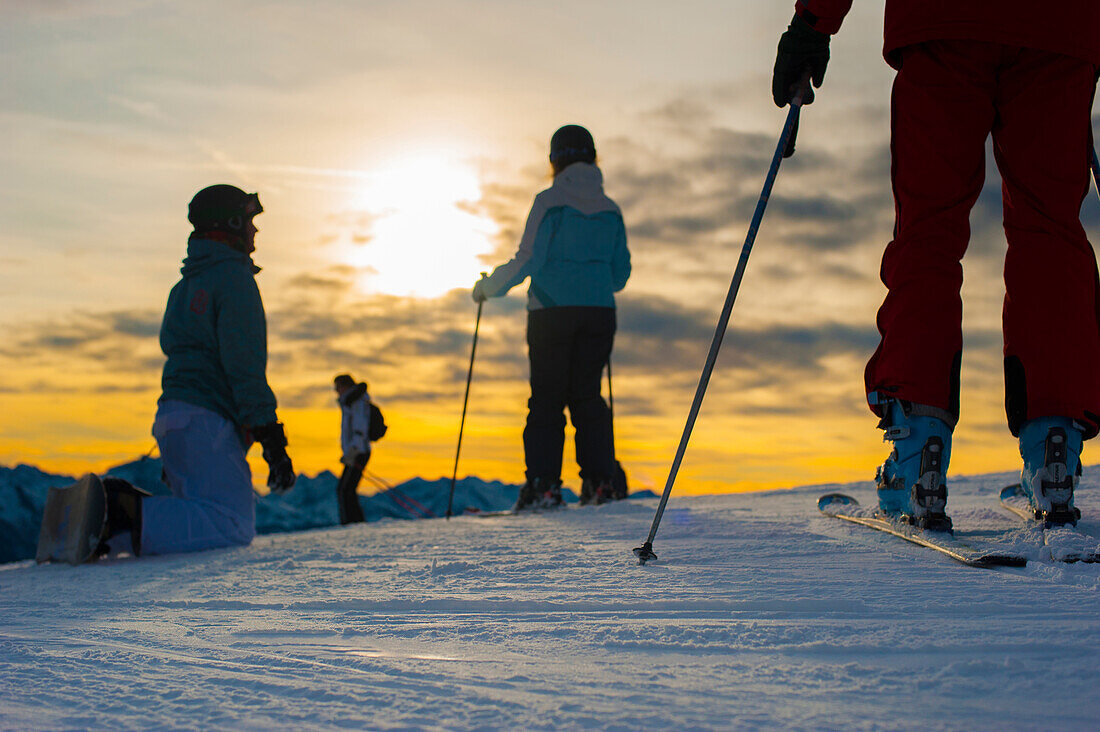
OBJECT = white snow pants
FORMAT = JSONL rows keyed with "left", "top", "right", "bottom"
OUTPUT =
{"left": 142, "top": 400, "right": 256, "bottom": 556}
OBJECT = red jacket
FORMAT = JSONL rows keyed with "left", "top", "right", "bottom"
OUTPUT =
{"left": 795, "top": 1, "right": 1100, "bottom": 67}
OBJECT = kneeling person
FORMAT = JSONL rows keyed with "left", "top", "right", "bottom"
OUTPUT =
{"left": 113, "top": 184, "right": 295, "bottom": 557}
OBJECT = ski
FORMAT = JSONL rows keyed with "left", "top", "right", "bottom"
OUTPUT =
{"left": 999, "top": 484, "right": 1100, "bottom": 563}
{"left": 818, "top": 493, "right": 1027, "bottom": 568}
{"left": 36, "top": 473, "right": 108, "bottom": 565}
{"left": 472, "top": 505, "right": 571, "bottom": 518}
{"left": 998, "top": 483, "right": 1039, "bottom": 523}
{"left": 472, "top": 509, "right": 523, "bottom": 518}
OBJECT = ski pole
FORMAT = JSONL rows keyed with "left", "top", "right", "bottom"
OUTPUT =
{"left": 607, "top": 355, "right": 632, "bottom": 499}
{"left": 633, "top": 78, "right": 812, "bottom": 565}
{"left": 364, "top": 468, "right": 435, "bottom": 518}
{"left": 607, "top": 356, "right": 615, "bottom": 421}
{"left": 1091, "top": 146, "right": 1100, "bottom": 201}
{"left": 608, "top": 355, "right": 619, "bottom": 477}
{"left": 363, "top": 471, "right": 388, "bottom": 491}
{"left": 446, "top": 283, "right": 486, "bottom": 519}
{"left": 364, "top": 467, "right": 392, "bottom": 490}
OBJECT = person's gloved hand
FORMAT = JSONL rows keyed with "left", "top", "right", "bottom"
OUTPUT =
{"left": 472, "top": 273, "right": 489, "bottom": 303}
{"left": 252, "top": 422, "right": 296, "bottom": 494}
{"left": 772, "top": 13, "right": 830, "bottom": 107}
{"left": 341, "top": 450, "right": 364, "bottom": 467}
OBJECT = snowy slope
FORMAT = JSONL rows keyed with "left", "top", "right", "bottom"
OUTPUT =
{"left": 2, "top": 470, "right": 1100, "bottom": 730}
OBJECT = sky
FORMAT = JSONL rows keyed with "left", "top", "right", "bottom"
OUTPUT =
{"left": 2, "top": 0, "right": 1099, "bottom": 494}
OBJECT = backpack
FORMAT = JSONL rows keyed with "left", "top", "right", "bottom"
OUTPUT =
{"left": 368, "top": 402, "right": 387, "bottom": 441}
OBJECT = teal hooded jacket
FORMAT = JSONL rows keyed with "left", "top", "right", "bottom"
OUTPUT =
{"left": 159, "top": 236, "right": 278, "bottom": 432}
{"left": 480, "top": 163, "right": 630, "bottom": 309}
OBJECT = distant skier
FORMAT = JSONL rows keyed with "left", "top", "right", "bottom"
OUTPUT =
{"left": 333, "top": 373, "right": 372, "bottom": 525}
{"left": 473, "top": 125, "right": 631, "bottom": 510}
{"left": 104, "top": 184, "right": 295, "bottom": 557}
{"left": 773, "top": 2, "right": 1100, "bottom": 529}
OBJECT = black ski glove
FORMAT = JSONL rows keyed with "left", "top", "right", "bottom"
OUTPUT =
{"left": 772, "top": 13, "right": 830, "bottom": 107}
{"left": 252, "top": 422, "right": 296, "bottom": 494}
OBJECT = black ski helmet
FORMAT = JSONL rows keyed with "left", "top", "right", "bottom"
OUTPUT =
{"left": 549, "top": 125, "right": 596, "bottom": 170}
{"left": 188, "top": 184, "right": 263, "bottom": 234}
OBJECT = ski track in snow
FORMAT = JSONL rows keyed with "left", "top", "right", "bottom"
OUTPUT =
{"left": 3, "top": 472, "right": 1100, "bottom": 730}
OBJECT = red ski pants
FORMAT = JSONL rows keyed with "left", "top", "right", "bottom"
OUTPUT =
{"left": 864, "top": 40, "right": 1100, "bottom": 438}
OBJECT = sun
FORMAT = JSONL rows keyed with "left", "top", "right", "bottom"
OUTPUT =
{"left": 340, "top": 152, "right": 498, "bottom": 298}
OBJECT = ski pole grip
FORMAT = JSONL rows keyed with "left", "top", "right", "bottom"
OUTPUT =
{"left": 792, "top": 71, "right": 814, "bottom": 107}
{"left": 783, "top": 73, "right": 813, "bottom": 159}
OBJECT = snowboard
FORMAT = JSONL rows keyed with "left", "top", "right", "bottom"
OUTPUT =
{"left": 818, "top": 492, "right": 1027, "bottom": 568}
{"left": 36, "top": 473, "right": 108, "bottom": 565}
{"left": 999, "top": 484, "right": 1100, "bottom": 563}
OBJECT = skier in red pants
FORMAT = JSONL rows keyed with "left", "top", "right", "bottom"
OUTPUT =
{"left": 773, "top": 2, "right": 1100, "bottom": 529}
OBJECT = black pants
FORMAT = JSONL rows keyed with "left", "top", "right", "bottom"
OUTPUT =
{"left": 336, "top": 454, "right": 367, "bottom": 525}
{"left": 524, "top": 306, "right": 616, "bottom": 483}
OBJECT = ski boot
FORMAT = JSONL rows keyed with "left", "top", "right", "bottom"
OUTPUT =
{"left": 874, "top": 399, "right": 953, "bottom": 533}
{"left": 513, "top": 477, "right": 563, "bottom": 511}
{"left": 579, "top": 477, "right": 614, "bottom": 506}
{"left": 579, "top": 478, "right": 596, "bottom": 505}
{"left": 37, "top": 474, "right": 109, "bottom": 565}
{"left": 36, "top": 474, "right": 150, "bottom": 564}
{"left": 1019, "top": 416, "right": 1082, "bottom": 528}
{"left": 612, "top": 462, "right": 629, "bottom": 500}
{"left": 99, "top": 476, "right": 150, "bottom": 556}
{"left": 537, "top": 479, "right": 564, "bottom": 509}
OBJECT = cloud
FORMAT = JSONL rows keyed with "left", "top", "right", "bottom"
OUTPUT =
{"left": 724, "top": 322, "right": 880, "bottom": 372}
{"left": 641, "top": 97, "right": 716, "bottom": 135}
{"left": 464, "top": 175, "right": 545, "bottom": 262}
{"left": 615, "top": 292, "right": 879, "bottom": 381}
{"left": 277, "top": 385, "right": 334, "bottom": 410}
{"left": 260, "top": 271, "right": 1011, "bottom": 426}
{"left": 0, "top": 0, "right": 166, "bottom": 20}
{"left": 284, "top": 271, "right": 355, "bottom": 294}
{"left": 16, "top": 381, "right": 156, "bottom": 396}
{"left": 109, "top": 311, "right": 162, "bottom": 338}
{"left": 759, "top": 260, "right": 871, "bottom": 285}
{"left": 5, "top": 310, "right": 160, "bottom": 356}
{"left": 277, "top": 314, "right": 347, "bottom": 343}
{"left": 592, "top": 113, "right": 896, "bottom": 277}
{"left": 0, "top": 309, "right": 166, "bottom": 400}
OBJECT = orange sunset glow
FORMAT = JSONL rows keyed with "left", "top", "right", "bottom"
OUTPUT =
{"left": 3, "top": 1, "right": 1099, "bottom": 497}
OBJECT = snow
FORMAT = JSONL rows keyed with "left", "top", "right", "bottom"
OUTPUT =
{"left": 3, "top": 466, "right": 1100, "bottom": 729}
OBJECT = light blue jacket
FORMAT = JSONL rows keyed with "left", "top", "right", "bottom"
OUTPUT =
{"left": 481, "top": 163, "right": 630, "bottom": 309}
{"left": 159, "top": 236, "right": 278, "bottom": 432}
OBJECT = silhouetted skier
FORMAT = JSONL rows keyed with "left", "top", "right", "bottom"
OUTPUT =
{"left": 473, "top": 125, "right": 631, "bottom": 510}
{"left": 334, "top": 373, "right": 371, "bottom": 525}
